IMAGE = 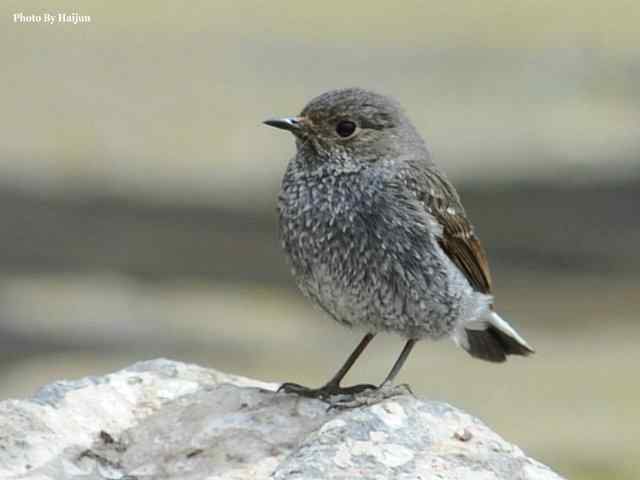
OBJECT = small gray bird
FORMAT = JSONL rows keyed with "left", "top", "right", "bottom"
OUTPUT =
{"left": 265, "top": 88, "right": 533, "bottom": 399}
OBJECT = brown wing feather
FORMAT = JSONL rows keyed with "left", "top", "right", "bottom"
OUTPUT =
{"left": 414, "top": 168, "right": 493, "bottom": 295}
{"left": 436, "top": 211, "right": 492, "bottom": 294}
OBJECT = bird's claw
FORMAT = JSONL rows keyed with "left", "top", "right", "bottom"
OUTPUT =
{"left": 278, "top": 381, "right": 377, "bottom": 401}
{"left": 326, "top": 382, "right": 414, "bottom": 410}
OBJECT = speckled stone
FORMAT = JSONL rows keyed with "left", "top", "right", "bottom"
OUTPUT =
{"left": 0, "top": 359, "right": 563, "bottom": 480}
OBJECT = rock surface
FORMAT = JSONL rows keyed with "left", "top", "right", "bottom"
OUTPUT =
{"left": 0, "top": 359, "right": 563, "bottom": 480}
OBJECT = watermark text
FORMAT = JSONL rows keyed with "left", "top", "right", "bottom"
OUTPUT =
{"left": 12, "top": 12, "right": 91, "bottom": 25}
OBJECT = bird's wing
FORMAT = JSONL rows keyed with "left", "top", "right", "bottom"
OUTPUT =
{"left": 414, "top": 168, "right": 493, "bottom": 295}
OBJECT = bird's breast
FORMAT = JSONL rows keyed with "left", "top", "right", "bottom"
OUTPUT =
{"left": 278, "top": 172, "right": 373, "bottom": 267}
{"left": 277, "top": 167, "right": 466, "bottom": 336}
{"left": 277, "top": 168, "right": 436, "bottom": 291}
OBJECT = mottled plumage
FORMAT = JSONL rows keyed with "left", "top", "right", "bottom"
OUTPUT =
{"left": 265, "top": 88, "right": 533, "bottom": 399}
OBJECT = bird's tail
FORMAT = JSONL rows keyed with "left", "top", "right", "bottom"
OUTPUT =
{"left": 459, "top": 312, "right": 535, "bottom": 363}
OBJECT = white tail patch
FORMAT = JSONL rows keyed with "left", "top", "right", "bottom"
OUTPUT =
{"left": 467, "top": 312, "right": 531, "bottom": 344}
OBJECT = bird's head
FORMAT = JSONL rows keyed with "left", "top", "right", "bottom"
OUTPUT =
{"left": 264, "top": 88, "right": 428, "bottom": 166}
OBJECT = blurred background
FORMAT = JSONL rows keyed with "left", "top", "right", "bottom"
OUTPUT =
{"left": 1, "top": 1, "right": 639, "bottom": 478}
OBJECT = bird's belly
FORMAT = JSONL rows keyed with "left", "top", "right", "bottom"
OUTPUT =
{"left": 293, "top": 242, "right": 464, "bottom": 340}
{"left": 278, "top": 182, "right": 479, "bottom": 340}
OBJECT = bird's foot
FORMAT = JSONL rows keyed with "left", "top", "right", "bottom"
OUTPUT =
{"left": 278, "top": 381, "right": 376, "bottom": 401}
{"left": 327, "top": 382, "right": 414, "bottom": 410}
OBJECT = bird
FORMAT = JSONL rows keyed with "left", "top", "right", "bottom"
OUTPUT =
{"left": 264, "top": 87, "right": 533, "bottom": 400}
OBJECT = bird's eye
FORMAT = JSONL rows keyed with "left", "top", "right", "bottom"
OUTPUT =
{"left": 335, "top": 120, "right": 357, "bottom": 138}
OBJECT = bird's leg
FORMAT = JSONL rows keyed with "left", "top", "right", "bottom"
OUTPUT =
{"left": 379, "top": 338, "right": 416, "bottom": 387}
{"left": 279, "top": 333, "right": 377, "bottom": 399}
{"left": 374, "top": 338, "right": 417, "bottom": 398}
{"left": 328, "top": 339, "right": 417, "bottom": 410}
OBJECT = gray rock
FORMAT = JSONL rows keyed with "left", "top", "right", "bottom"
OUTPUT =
{"left": 0, "top": 359, "right": 563, "bottom": 480}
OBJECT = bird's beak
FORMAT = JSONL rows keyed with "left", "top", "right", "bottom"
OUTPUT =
{"left": 263, "top": 116, "right": 304, "bottom": 132}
